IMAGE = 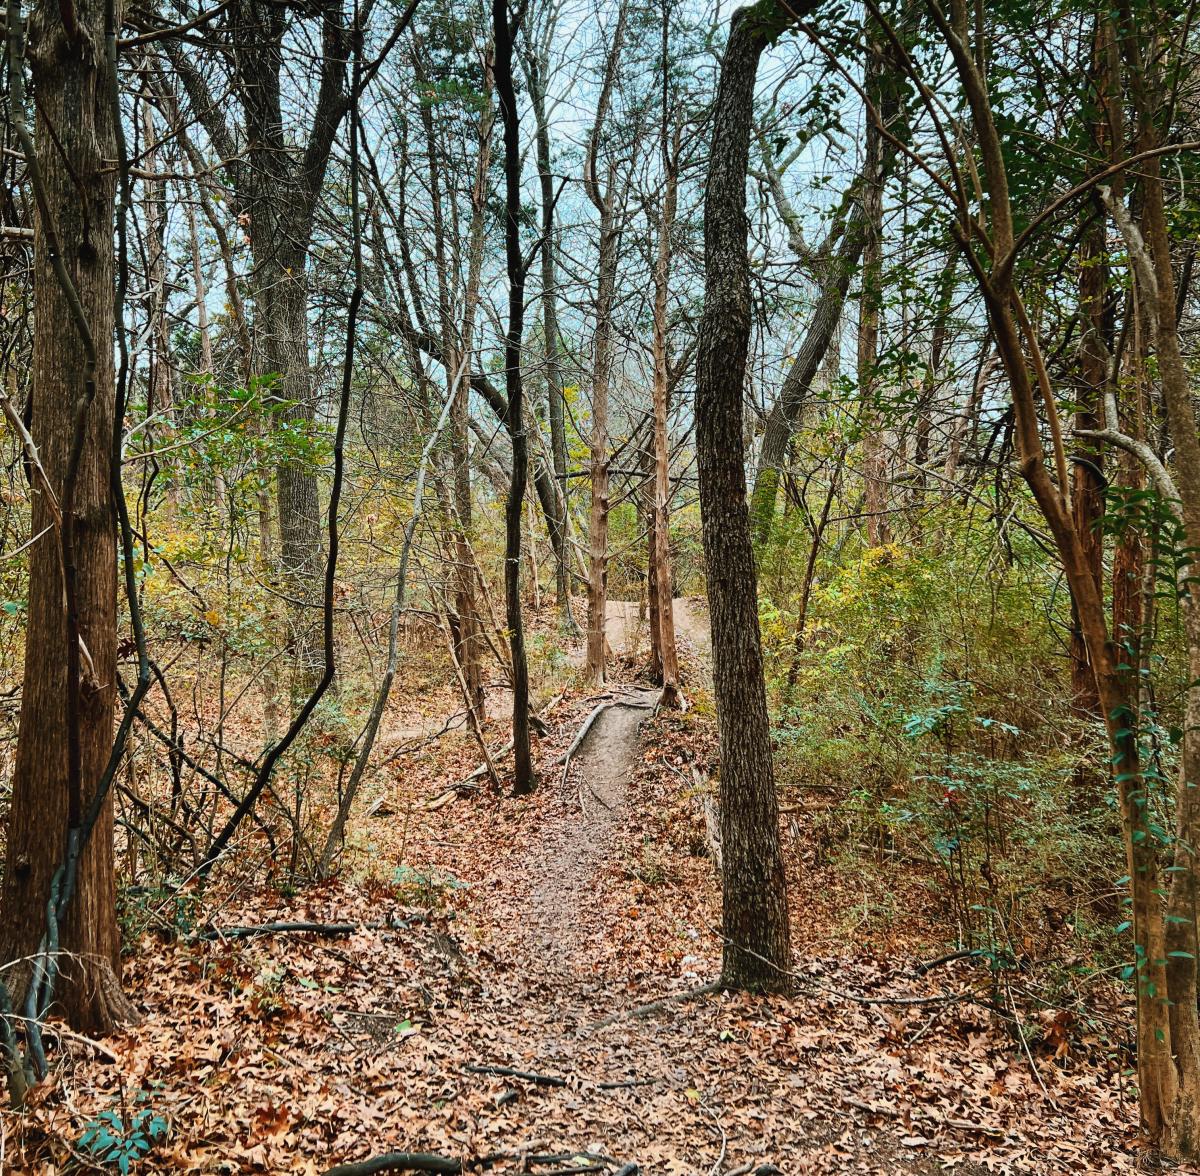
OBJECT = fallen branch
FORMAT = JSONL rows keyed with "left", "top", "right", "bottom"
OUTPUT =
{"left": 466, "top": 1064, "right": 657, "bottom": 1092}
{"left": 196, "top": 916, "right": 424, "bottom": 942}
{"left": 322, "top": 1150, "right": 631, "bottom": 1176}
{"left": 842, "top": 1095, "right": 1005, "bottom": 1140}
{"left": 913, "top": 949, "right": 986, "bottom": 976}
{"left": 322, "top": 1152, "right": 482, "bottom": 1175}
{"left": 557, "top": 702, "right": 609, "bottom": 784}
{"left": 465, "top": 1063, "right": 567, "bottom": 1087}
{"left": 558, "top": 691, "right": 656, "bottom": 788}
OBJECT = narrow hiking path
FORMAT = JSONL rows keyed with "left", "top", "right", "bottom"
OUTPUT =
{"left": 414, "top": 601, "right": 964, "bottom": 1175}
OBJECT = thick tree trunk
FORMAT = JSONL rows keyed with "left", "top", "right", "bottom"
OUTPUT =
{"left": 171, "top": 0, "right": 350, "bottom": 706}
{"left": 0, "top": 0, "right": 127, "bottom": 1032}
{"left": 255, "top": 247, "right": 324, "bottom": 699}
{"left": 581, "top": 4, "right": 627, "bottom": 687}
{"left": 696, "top": 0, "right": 803, "bottom": 993}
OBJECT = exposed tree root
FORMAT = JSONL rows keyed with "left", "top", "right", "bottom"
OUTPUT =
{"left": 590, "top": 980, "right": 724, "bottom": 1029}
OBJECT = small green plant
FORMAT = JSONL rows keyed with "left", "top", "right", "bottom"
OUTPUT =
{"left": 77, "top": 1102, "right": 168, "bottom": 1173}
{"left": 392, "top": 863, "right": 467, "bottom": 906}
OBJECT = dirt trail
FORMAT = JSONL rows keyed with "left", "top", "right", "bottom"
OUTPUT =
{"left": 523, "top": 684, "right": 657, "bottom": 976}
{"left": 444, "top": 597, "right": 962, "bottom": 1174}
{"left": 522, "top": 598, "right": 704, "bottom": 975}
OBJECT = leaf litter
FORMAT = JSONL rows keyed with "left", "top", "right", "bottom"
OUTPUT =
{"left": 1, "top": 604, "right": 1147, "bottom": 1174}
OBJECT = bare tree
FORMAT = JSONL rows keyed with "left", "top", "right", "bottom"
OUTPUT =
{"left": 494, "top": 0, "right": 536, "bottom": 795}
{"left": 582, "top": 0, "right": 628, "bottom": 687}
{"left": 167, "top": 0, "right": 356, "bottom": 699}
{"left": 696, "top": 0, "right": 812, "bottom": 992}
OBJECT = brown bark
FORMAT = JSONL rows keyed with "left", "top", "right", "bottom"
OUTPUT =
{"left": 582, "top": 3, "right": 627, "bottom": 687}
{"left": 920, "top": 0, "right": 1181, "bottom": 1144}
{"left": 0, "top": 0, "right": 126, "bottom": 1033}
{"left": 696, "top": 0, "right": 805, "bottom": 992}
{"left": 1116, "top": 16, "right": 1200, "bottom": 1150}
{"left": 584, "top": 180, "right": 616, "bottom": 687}
{"left": 650, "top": 122, "right": 682, "bottom": 709}
{"left": 1068, "top": 23, "right": 1113, "bottom": 717}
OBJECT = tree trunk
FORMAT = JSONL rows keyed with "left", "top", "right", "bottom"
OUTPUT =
{"left": 139, "top": 94, "right": 176, "bottom": 499}
{"left": 584, "top": 191, "right": 617, "bottom": 687}
{"left": 494, "top": 0, "right": 536, "bottom": 795}
{"left": 750, "top": 203, "right": 863, "bottom": 544}
{"left": 527, "top": 44, "right": 575, "bottom": 628}
{"left": 696, "top": 0, "right": 803, "bottom": 993}
{"left": 0, "top": 0, "right": 127, "bottom": 1033}
{"left": 859, "top": 37, "right": 889, "bottom": 549}
{"left": 1069, "top": 24, "right": 1113, "bottom": 717}
{"left": 1118, "top": 16, "right": 1200, "bottom": 1148}
{"left": 650, "top": 134, "right": 682, "bottom": 708}
{"left": 581, "top": 3, "right": 627, "bottom": 687}
{"left": 255, "top": 246, "right": 324, "bottom": 699}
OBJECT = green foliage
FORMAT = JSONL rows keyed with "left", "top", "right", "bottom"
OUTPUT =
{"left": 759, "top": 494, "right": 1175, "bottom": 971}
{"left": 392, "top": 864, "right": 467, "bottom": 907}
{"left": 77, "top": 1100, "right": 169, "bottom": 1173}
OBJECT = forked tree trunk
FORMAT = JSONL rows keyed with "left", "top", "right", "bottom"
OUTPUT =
{"left": 696, "top": 0, "right": 805, "bottom": 993}
{"left": 0, "top": 0, "right": 128, "bottom": 1033}
{"left": 169, "top": 0, "right": 351, "bottom": 707}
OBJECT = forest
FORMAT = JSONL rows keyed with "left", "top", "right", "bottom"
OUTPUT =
{"left": 1, "top": 0, "right": 1199, "bottom": 1169}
